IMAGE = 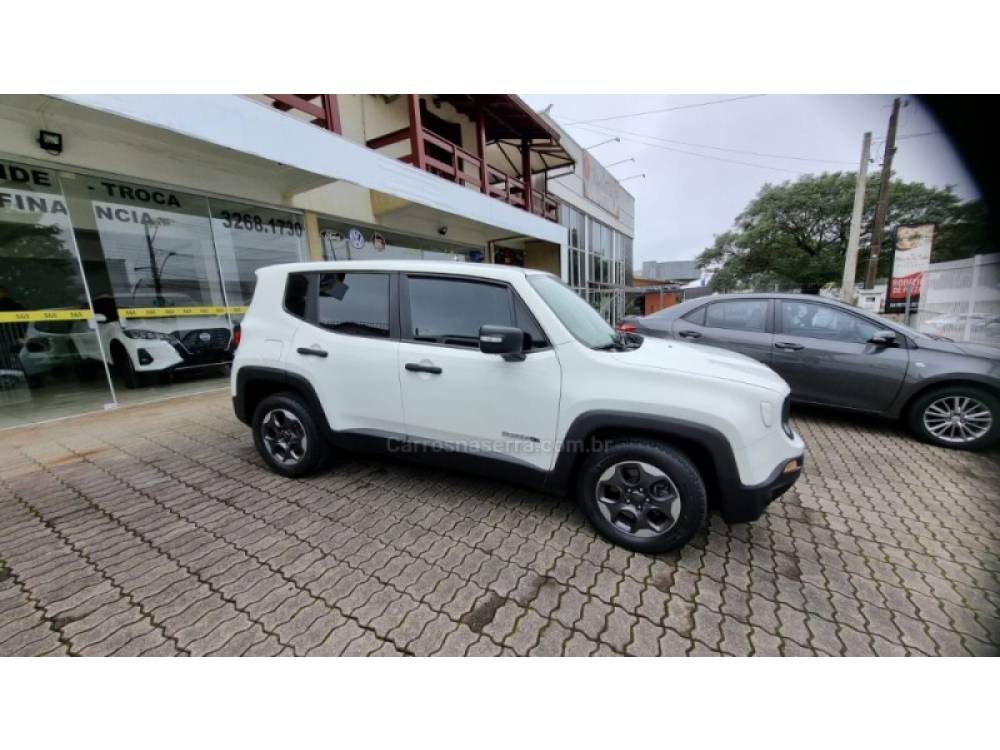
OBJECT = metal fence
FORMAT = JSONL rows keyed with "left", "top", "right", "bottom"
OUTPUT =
{"left": 908, "top": 253, "right": 1000, "bottom": 345}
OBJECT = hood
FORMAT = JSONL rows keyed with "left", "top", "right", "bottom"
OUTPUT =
{"left": 617, "top": 336, "right": 790, "bottom": 395}
{"left": 914, "top": 336, "right": 1000, "bottom": 360}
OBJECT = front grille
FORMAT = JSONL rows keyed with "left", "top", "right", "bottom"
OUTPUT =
{"left": 173, "top": 328, "right": 232, "bottom": 355}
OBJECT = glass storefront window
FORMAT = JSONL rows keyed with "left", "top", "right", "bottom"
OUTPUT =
{"left": 0, "top": 159, "right": 114, "bottom": 427}
{"left": 208, "top": 199, "right": 307, "bottom": 321}
{"left": 60, "top": 174, "right": 235, "bottom": 396}
{"left": 318, "top": 217, "right": 480, "bottom": 262}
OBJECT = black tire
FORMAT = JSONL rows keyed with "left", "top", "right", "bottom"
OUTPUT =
{"left": 252, "top": 392, "right": 330, "bottom": 477}
{"left": 908, "top": 385, "right": 1000, "bottom": 450}
{"left": 576, "top": 440, "right": 707, "bottom": 554}
{"left": 111, "top": 342, "right": 140, "bottom": 389}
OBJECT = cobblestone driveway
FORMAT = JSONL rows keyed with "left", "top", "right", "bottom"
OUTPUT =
{"left": 1, "top": 391, "right": 998, "bottom": 656}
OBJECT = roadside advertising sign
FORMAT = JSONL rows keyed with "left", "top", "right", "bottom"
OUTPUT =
{"left": 885, "top": 223, "right": 934, "bottom": 313}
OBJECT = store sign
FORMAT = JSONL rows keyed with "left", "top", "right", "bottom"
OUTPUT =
{"left": 885, "top": 224, "right": 934, "bottom": 313}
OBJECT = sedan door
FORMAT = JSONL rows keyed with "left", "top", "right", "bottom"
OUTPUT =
{"left": 672, "top": 298, "right": 774, "bottom": 364}
{"left": 771, "top": 299, "right": 909, "bottom": 412}
{"left": 396, "top": 274, "right": 561, "bottom": 474}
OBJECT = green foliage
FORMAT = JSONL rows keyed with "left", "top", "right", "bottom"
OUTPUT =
{"left": 0, "top": 221, "right": 85, "bottom": 308}
{"left": 698, "top": 172, "right": 992, "bottom": 293}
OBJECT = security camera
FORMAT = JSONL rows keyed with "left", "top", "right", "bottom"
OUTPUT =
{"left": 438, "top": 226, "right": 448, "bottom": 236}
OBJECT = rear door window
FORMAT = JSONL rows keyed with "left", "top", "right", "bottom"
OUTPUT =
{"left": 680, "top": 305, "right": 707, "bottom": 326}
{"left": 705, "top": 299, "right": 768, "bottom": 332}
{"left": 316, "top": 272, "right": 390, "bottom": 338}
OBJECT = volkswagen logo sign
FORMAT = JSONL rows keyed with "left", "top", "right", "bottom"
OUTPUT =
{"left": 198, "top": 332, "right": 212, "bottom": 343}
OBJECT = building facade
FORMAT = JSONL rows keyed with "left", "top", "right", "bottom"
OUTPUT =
{"left": 0, "top": 94, "right": 579, "bottom": 427}
{"left": 536, "top": 110, "right": 636, "bottom": 324}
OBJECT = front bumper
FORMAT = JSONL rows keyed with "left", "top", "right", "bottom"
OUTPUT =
{"left": 719, "top": 454, "right": 803, "bottom": 523}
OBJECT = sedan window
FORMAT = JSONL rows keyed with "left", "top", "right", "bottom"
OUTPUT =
{"left": 780, "top": 301, "right": 879, "bottom": 344}
{"left": 705, "top": 299, "right": 768, "bottom": 332}
{"left": 680, "top": 305, "right": 706, "bottom": 326}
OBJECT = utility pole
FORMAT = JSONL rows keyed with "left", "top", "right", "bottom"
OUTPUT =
{"left": 840, "top": 131, "right": 872, "bottom": 304}
{"left": 863, "top": 97, "right": 902, "bottom": 290}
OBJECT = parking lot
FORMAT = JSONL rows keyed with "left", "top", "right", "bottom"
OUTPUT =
{"left": 1, "top": 389, "right": 998, "bottom": 656}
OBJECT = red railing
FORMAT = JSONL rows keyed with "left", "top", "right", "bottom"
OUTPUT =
{"left": 263, "top": 95, "right": 341, "bottom": 134}
{"left": 366, "top": 126, "right": 559, "bottom": 222}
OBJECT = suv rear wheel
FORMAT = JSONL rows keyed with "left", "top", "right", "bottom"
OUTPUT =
{"left": 576, "top": 440, "right": 707, "bottom": 554}
{"left": 908, "top": 385, "right": 999, "bottom": 450}
{"left": 253, "top": 392, "right": 330, "bottom": 477}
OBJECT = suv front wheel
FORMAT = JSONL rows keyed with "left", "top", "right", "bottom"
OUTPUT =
{"left": 577, "top": 440, "right": 707, "bottom": 554}
{"left": 252, "top": 393, "right": 330, "bottom": 477}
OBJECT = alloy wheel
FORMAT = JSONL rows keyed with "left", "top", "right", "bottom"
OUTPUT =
{"left": 261, "top": 408, "right": 309, "bottom": 465}
{"left": 922, "top": 395, "right": 993, "bottom": 444}
{"left": 595, "top": 460, "right": 682, "bottom": 538}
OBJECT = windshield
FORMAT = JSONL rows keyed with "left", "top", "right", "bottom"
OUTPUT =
{"left": 528, "top": 274, "right": 618, "bottom": 349}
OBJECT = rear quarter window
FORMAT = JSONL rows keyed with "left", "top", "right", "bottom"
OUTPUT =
{"left": 681, "top": 305, "right": 706, "bottom": 326}
{"left": 283, "top": 273, "right": 309, "bottom": 319}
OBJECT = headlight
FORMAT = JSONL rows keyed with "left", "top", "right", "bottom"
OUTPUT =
{"left": 122, "top": 328, "right": 175, "bottom": 342}
{"left": 781, "top": 396, "right": 794, "bottom": 438}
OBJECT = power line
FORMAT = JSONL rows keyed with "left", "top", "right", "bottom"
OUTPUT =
{"left": 569, "top": 120, "right": 856, "bottom": 166}
{"left": 897, "top": 130, "right": 943, "bottom": 140}
{"left": 563, "top": 95, "right": 766, "bottom": 125}
{"left": 573, "top": 124, "right": 805, "bottom": 175}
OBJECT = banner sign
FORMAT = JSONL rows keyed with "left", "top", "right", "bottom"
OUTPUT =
{"left": 885, "top": 224, "right": 934, "bottom": 314}
{"left": 0, "top": 308, "right": 92, "bottom": 324}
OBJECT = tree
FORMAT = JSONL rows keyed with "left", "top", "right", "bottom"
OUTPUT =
{"left": 698, "top": 172, "right": 992, "bottom": 294}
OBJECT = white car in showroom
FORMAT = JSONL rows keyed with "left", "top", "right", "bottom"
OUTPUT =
{"left": 90, "top": 294, "right": 235, "bottom": 388}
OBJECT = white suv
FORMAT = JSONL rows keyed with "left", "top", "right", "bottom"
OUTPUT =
{"left": 232, "top": 261, "right": 804, "bottom": 553}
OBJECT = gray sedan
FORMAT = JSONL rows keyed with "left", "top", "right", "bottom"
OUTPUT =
{"left": 619, "top": 293, "right": 1000, "bottom": 450}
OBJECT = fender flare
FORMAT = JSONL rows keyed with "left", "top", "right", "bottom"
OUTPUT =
{"left": 233, "top": 365, "right": 329, "bottom": 436}
{"left": 546, "top": 410, "right": 741, "bottom": 492}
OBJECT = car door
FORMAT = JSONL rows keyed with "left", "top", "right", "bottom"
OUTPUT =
{"left": 771, "top": 299, "right": 909, "bottom": 411}
{"left": 397, "top": 273, "right": 561, "bottom": 473}
{"left": 287, "top": 270, "right": 405, "bottom": 434}
{"left": 672, "top": 298, "right": 774, "bottom": 364}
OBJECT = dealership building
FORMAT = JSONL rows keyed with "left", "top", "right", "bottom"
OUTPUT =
{"left": 0, "top": 94, "right": 634, "bottom": 427}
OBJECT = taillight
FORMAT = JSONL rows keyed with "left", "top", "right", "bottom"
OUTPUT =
{"left": 233, "top": 325, "right": 242, "bottom": 348}
{"left": 617, "top": 322, "right": 637, "bottom": 332}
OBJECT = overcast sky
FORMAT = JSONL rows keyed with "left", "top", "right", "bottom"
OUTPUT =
{"left": 521, "top": 95, "right": 979, "bottom": 270}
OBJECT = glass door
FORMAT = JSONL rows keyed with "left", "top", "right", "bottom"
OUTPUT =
{"left": 0, "top": 159, "right": 115, "bottom": 428}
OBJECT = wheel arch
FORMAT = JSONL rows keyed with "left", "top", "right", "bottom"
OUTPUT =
{"left": 546, "top": 411, "right": 741, "bottom": 513}
{"left": 234, "top": 366, "right": 330, "bottom": 434}
{"left": 898, "top": 377, "right": 1000, "bottom": 420}
{"left": 108, "top": 337, "right": 129, "bottom": 366}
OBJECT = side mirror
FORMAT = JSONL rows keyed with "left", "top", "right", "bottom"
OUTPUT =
{"left": 869, "top": 330, "right": 897, "bottom": 346}
{"left": 93, "top": 313, "right": 107, "bottom": 324}
{"left": 479, "top": 325, "right": 525, "bottom": 362}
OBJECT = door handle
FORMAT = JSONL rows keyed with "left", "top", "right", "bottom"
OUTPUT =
{"left": 296, "top": 347, "right": 328, "bottom": 358}
{"left": 405, "top": 362, "right": 442, "bottom": 375}
{"left": 678, "top": 330, "right": 702, "bottom": 339}
{"left": 774, "top": 342, "right": 804, "bottom": 351}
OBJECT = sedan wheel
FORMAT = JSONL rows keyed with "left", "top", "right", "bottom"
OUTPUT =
{"left": 909, "top": 386, "right": 999, "bottom": 450}
{"left": 921, "top": 395, "right": 993, "bottom": 444}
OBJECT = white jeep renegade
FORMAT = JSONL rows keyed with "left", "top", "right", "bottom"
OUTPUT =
{"left": 232, "top": 261, "right": 804, "bottom": 553}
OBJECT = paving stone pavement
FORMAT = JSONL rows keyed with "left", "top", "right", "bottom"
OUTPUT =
{"left": 1, "top": 391, "right": 998, "bottom": 656}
